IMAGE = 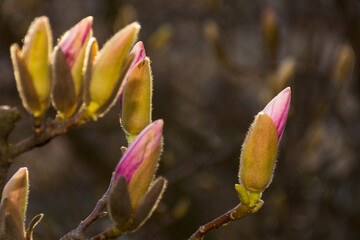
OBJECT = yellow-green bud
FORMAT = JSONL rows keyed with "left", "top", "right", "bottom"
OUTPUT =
{"left": 122, "top": 57, "right": 152, "bottom": 141}
{"left": 239, "top": 113, "right": 278, "bottom": 193}
{"left": 87, "top": 22, "right": 140, "bottom": 118}
{"left": 10, "top": 16, "right": 52, "bottom": 120}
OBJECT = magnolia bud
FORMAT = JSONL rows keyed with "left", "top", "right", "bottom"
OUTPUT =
{"left": 239, "top": 113, "right": 278, "bottom": 193}
{"left": 86, "top": 22, "right": 140, "bottom": 118}
{"left": 10, "top": 16, "right": 52, "bottom": 122}
{"left": 52, "top": 16, "right": 93, "bottom": 118}
{"left": 1, "top": 168, "right": 29, "bottom": 224}
{"left": 239, "top": 87, "right": 291, "bottom": 194}
{"left": 114, "top": 120, "right": 163, "bottom": 209}
{"left": 122, "top": 57, "right": 152, "bottom": 141}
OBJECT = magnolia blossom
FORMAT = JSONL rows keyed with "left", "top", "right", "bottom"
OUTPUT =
{"left": 262, "top": 87, "right": 291, "bottom": 141}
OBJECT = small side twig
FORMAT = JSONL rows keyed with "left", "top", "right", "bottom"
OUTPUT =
{"left": 188, "top": 203, "right": 251, "bottom": 240}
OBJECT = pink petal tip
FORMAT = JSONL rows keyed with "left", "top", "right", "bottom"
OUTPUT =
{"left": 262, "top": 87, "right": 291, "bottom": 141}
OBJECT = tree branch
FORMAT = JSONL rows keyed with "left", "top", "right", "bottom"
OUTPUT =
{"left": 188, "top": 203, "right": 252, "bottom": 240}
{"left": 9, "top": 110, "right": 90, "bottom": 158}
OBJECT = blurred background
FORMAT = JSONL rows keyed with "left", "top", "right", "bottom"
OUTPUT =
{"left": 1, "top": 0, "right": 360, "bottom": 239}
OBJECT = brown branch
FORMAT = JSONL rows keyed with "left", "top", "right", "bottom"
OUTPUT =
{"left": 9, "top": 110, "right": 90, "bottom": 158}
{"left": 188, "top": 203, "right": 251, "bottom": 240}
{"left": 0, "top": 107, "right": 89, "bottom": 203}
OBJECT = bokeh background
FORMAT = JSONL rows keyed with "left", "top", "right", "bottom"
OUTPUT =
{"left": 1, "top": 0, "right": 360, "bottom": 239}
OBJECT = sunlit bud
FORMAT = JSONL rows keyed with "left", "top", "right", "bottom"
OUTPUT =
{"left": 332, "top": 44, "right": 355, "bottom": 86}
{"left": 86, "top": 22, "right": 140, "bottom": 118}
{"left": 1, "top": 168, "right": 29, "bottom": 225}
{"left": 10, "top": 16, "right": 52, "bottom": 122}
{"left": 118, "top": 41, "right": 147, "bottom": 107}
{"left": 52, "top": 17, "right": 93, "bottom": 118}
{"left": 59, "top": 17, "right": 93, "bottom": 68}
{"left": 114, "top": 120, "right": 163, "bottom": 210}
{"left": 239, "top": 113, "right": 278, "bottom": 193}
{"left": 83, "top": 37, "right": 99, "bottom": 106}
{"left": 263, "top": 87, "right": 291, "bottom": 141}
{"left": 121, "top": 57, "right": 152, "bottom": 142}
{"left": 239, "top": 87, "right": 291, "bottom": 194}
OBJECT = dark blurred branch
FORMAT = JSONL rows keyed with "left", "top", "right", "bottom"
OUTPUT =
{"left": 188, "top": 203, "right": 252, "bottom": 240}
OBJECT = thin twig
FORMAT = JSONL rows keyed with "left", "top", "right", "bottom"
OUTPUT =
{"left": 188, "top": 203, "right": 251, "bottom": 240}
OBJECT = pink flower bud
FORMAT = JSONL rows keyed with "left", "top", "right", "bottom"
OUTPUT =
{"left": 114, "top": 120, "right": 163, "bottom": 209}
{"left": 59, "top": 16, "right": 93, "bottom": 68}
{"left": 114, "top": 120, "right": 162, "bottom": 183}
{"left": 262, "top": 87, "right": 291, "bottom": 141}
{"left": 238, "top": 87, "right": 291, "bottom": 194}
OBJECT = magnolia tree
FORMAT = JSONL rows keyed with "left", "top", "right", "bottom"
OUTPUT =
{"left": 0, "top": 16, "right": 291, "bottom": 240}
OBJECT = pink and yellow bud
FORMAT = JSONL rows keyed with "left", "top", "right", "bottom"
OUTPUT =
{"left": 86, "top": 22, "right": 140, "bottom": 117}
{"left": 239, "top": 87, "right": 291, "bottom": 194}
{"left": 119, "top": 41, "right": 147, "bottom": 107}
{"left": 52, "top": 16, "right": 93, "bottom": 118}
{"left": 10, "top": 16, "right": 52, "bottom": 120}
{"left": 1, "top": 168, "right": 29, "bottom": 226}
{"left": 59, "top": 16, "right": 93, "bottom": 69}
{"left": 114, "top": 120, "right": 163, "bottom": 209}
{"left": 121, "top": 43, "right": 152, "bottom": 141}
